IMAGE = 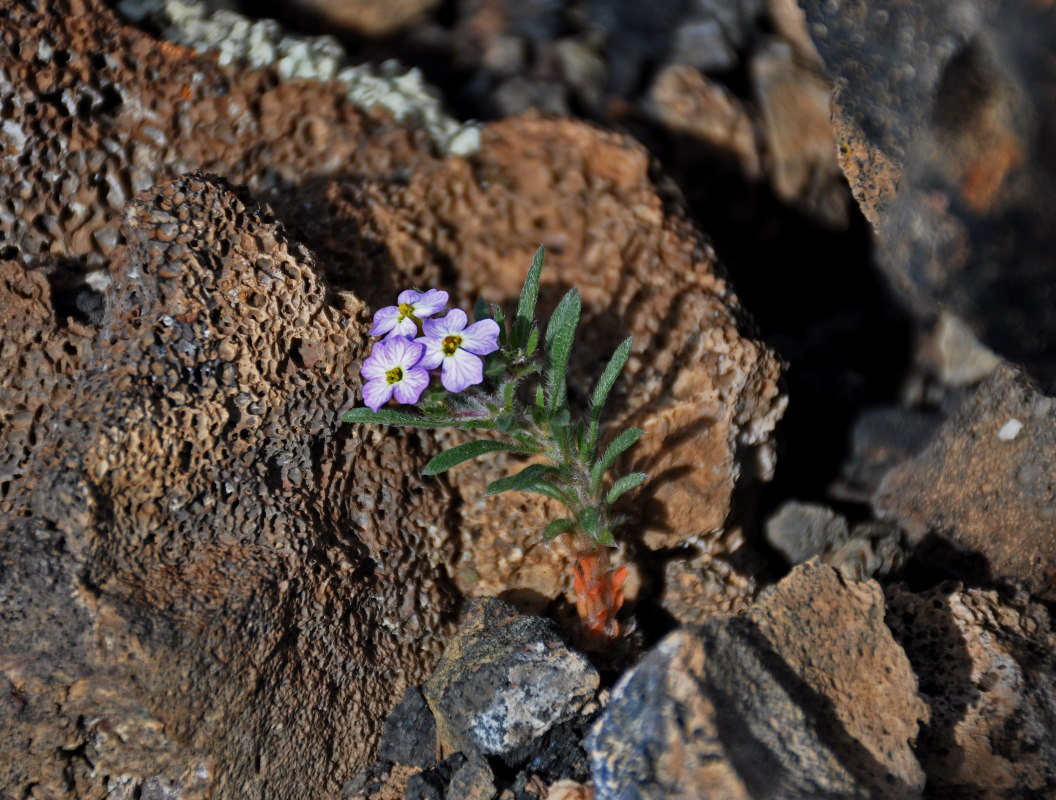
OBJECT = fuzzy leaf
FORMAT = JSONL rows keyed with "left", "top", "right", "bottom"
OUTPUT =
{"left": 591, "top": 427, "right": 643, "bottom": 491}
{"left": 579, "top": 506, "right": 598, "bottom": 535}
{"left": 343, "top": 408, "right": 450, "bottom": 428}
{"left": 423, "top": 440, "right": 532, "bottom": 475}
{"left": 485, "top": 463, "right": 554, "bottom": 495}
{"left": 543, "top": 518, "right": 575, "bottom": 543}
{"left": 544, "top": 288, "right": 581, "bottom": 415}
{"left": 606, "top": 472, "right": 648, "bottom": 504}
{"left": 595, "top": 527, "right": 615, "bottom": 547}
{"left": 525, "top": 326, "right": 540, "bottom": 356}
{"left": 514, "top": 245, "right": 546, "bottom": 347}
{"left": 496, "top": 412, "right": 516, "bottom": 432}
{"left": 586, "top": 337, "right": 632, "bottom": 453}
{"left": 473, "top": 296, "right": 493, "bottom": 322}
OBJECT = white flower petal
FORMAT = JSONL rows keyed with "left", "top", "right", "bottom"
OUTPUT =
{"left": 416, "top": 336, "right": 445, "bottom": 369}
{"left": 460, "top": 318, "right": 501, "bottom": 355}
{"left": 424, "top": 308, "right": 467, "bottom": 338}
{"left": 369, "top": 305, "right": 400, "bottom": 336}
{"left": 413, "top": 289, "right": 449, "bottom": 317}
{"left": 362, "top": 378, "right": 394, "bottom": 411}
{"left": 393, "top": 368, "right": 429, "bottom": 404}
{"left": 398, "top": 288, "right": 422, "bottom": 305}
{"left": 441, "top": 349, "right": 483, "bottom": 393}
{"left": 388, "top": 336, "right": 424, "bottom": 368}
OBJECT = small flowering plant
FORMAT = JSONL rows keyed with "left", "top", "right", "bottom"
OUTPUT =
{"left": 343, "top": 247, "right": 645, "bottom": 641}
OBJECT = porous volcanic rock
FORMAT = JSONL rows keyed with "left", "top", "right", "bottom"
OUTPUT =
{"left": 0, "top": 174, "right": 461, "bottom": 798}
{"left": 588, "top": 561, "right": 927, "bottom": 799}
{"left": 287, "top": 112, "right": 787, "bottom": 615}
{"left": 801, "top": 0, "right": 1056, "bottom": 388}
{"left": 0, "top": 0, "right": 438, "bottom": 273}
{"left": 876, "top": 364, "right": 1056, "bottom": 600}
{"left": 887, "top": 583, "right": 1056, "bottom": 798}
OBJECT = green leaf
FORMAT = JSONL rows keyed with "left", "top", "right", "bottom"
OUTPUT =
{"left": 423, "top": 440, "right": 532, "bottom": 475}
{"left": 544, "top": 288, "right": 581, "bottom": 415}
{"left": 494, "top": 304, "right": 508, "bottom": 349}
{"left": 579, "top": 506, "right": 598, "bottom": 535}
{"left": 514, "top": 245, "right": 545, "bottom": 347}
{"left": 586, "top": 337, "right": 632, "bottom": 453}
{"left": 526, "top": 478, "right": 574, "bottom": 505}
{"left": 343, "top": 408, "right": 451, "bottom": 428}
{"left": 496, "top": 412, "right": 516, "bottom": 432}
{"left": 543, "top": 518, "right": 575, "bottom": 543}
{"left": 595, "top": 527, "right": 615, "bottom": 547}
{"left": 591, "top": 427, "right": 643, "bottom": 491}
{"left": 535, "top": 385, "right": 545, "bottom": 413}
{"left": 525, "top": 327, "right": 539, "bottom": 356}
{"left": 550, "top": 407, "right": 571, "bottom": 429}
{"left": 473, "top": 296, "right": 493, "bottom": 322}
{"left": 606, "top": 472, "right": 648, "bottom": 504}
{"left": 486, "top": 463, "right": 553, "bottom": 495}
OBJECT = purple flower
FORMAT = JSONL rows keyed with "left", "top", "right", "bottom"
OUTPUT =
{"left": 417, "top": 308, "right": 500, "bottom": 393}
{"left": 370, "top": 289, "right": 449, "bottom": 339}
{"left": 360, "top": 336, "right": 430, "bottom": 411}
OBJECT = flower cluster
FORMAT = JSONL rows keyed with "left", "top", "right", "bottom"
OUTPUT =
{"left": 361, "top": 289, "right": 501, "bottom": 411}
{"left": 345, "top": 248, "right": 646, "bottom": 645}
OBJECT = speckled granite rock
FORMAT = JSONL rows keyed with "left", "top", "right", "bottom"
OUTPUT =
{"left": 423, "top": 598, "right": 598, "bottom": 762}
{"left": 887, "top": 582, "right": 1056, "bottom": 798}
{"left": 588, "top": 561, "right": 927, "bottom": 799}
{"left": 876, "top": 364, "right": 1056, "bottom": 600}
{"left": 0, "top": 174, "right": 461, "bottom": 798}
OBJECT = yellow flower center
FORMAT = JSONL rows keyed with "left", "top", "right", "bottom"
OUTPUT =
{"left": 385, "top": 366, "right": 403, "bottom": 384}
{"left": 442, "top": 335, "right": 462, "bottom": 356}
{"left": 398, "top": 302, "right": 415, "bottom": 318}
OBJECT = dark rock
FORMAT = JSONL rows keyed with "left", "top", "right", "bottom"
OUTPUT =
{"left": 444, "top": 751, "right": 496, "bottom": 800}
{"left": 827, "top": 520, "right": 908, "bottom": 581}
{"left": 668, "top": 18, "right": 738, "bottom": 73}
{"left": 380, "top": 687, "right": 439, "bottom": 769}
{"left": 588, "top": 561, "right": 927, "bottom": 799}
{"left": 876, "top": 364, "right": 1056, "bottom": 600}
{"left": 423, "top": 598, "right": 599, "bottom": 763}
{"left": 343, "top": 761, "right": 394, "bottom": 798}
{"left": 801, "top": 0, "right": 1056, "bottom": 388}
{"left": 405, "top": 753, "right": 467, "bottom": 800}
{"left": 886, "top": 582, "right": 1056, "bottom": 797}
{"left": 830, "top": 406, "right": 944, "bottom": 503}
{"left": 764, "top": 500, "right": 850, "bottom": 564}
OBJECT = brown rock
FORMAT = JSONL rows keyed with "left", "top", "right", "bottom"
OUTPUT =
{"left": 887, "top": 582, "right": 1056, "bottom": 797}
{"left": 646, "top": 64, "right": 762, "bottom": 179}
{"left": 588, "top": 561, "right": 928, "bottom": 798}
{"left": 1, "top": 174, "right": 461, "bottom": 798}
{"left": 286, "top": 0, "right": 441, "bottom": 37}
{"left": 876, "top": 364, "right": 1056, "bottom": 600}
{"left": 750, "top": 38, "right": 848, "bottom": 228}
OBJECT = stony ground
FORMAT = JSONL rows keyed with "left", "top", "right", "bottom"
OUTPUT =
{"left": 1, "top": 1, "right": 1055, "bottom": 799}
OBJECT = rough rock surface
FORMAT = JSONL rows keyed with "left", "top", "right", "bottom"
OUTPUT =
{"left": 284, "top": 112, "right": 787, "bottom": 615}
{"left": 378, "top": 686, "right": 439, "bottom": 769}
{"left": 764, "top": 499, "right": 849, "bottom": 565}
{"left": 1, "top": 174, "right": 461, "bottom": 798}
{"left": 876, "top": 364, "right": 1056, "bottom": 600}
{"left": 588, "top": 561, "right": 927, "bottom": 799}
{"left": 423, "top": 598, "right": 598, "bottom": 761}
{"left": 887, "top": 583, "right": 1056, "bottom": 798}
{"left": 801, "top": 0, "right": 1056, "bottom": 388}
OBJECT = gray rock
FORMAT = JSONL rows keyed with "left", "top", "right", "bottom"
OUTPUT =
{"left": 379, "top": 686, "right": 438, "bottom": 769}
{"left": 423, "top": 598, "right": 599, "bottom": 762}
{"left": 405, "top": 753, "right": 466, "bottom": 800}
{"left": 588, "top": 561, "right": 927, "bottom": 799}
{"left": 445, "top": 752, "right": 496, "bottom": 800}
{"left": 764, "top": 500, "right": 850, "bottom": 564}
{"left": 668, "top": 19, "right": 738, "bottom": 73}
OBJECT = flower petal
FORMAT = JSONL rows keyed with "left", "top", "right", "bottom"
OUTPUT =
{"left": 369, "top": 305, "right": 400, "bottom": 336}
{"left": 397, "top": 289, "right": 423, "bottom": 305}
{"left": 459, "top": 318, "right": 501, "bottom": 355}
{"left": 441, "top": 349, "right": 483, "bottom": 393}
{"left": 392, "top": 367, "right": 429, "bottom": 404}
{"left": 412, "top": 289, "right": 449, "bottom": 317}
{"left": 423, "top": 307, "right": 467, "bottom": 338}
{"left": 416, "top": 336, "right": 445, "bottom": 369}
{"left": 362, "top": 378, "right": 394, "bottom": 411}
{"left": 388, "top": 336, "right": 424, "bottom": 369}
{"left": 385, "top": 316, "right": 419, "bottom": 339}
